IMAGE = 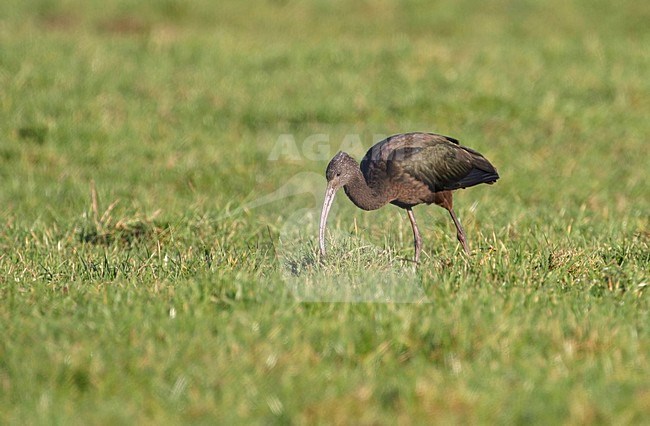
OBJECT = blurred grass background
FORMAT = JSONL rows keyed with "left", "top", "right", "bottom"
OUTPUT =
{"left": 0, "top": 0, "right": 649, "bottom": 423}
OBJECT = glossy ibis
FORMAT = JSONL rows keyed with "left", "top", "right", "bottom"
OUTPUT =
{"left": 319, "top": 132, "right": 499, "bottom": 262}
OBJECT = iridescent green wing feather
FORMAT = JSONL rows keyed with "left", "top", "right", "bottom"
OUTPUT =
{"left": 384, "top": 134, "right": 498, "bottom": 192}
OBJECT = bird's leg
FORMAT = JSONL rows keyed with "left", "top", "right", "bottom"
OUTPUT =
{"left": 406, "top": 208, "right": 422, "bottom": 263}
{"left": 447, "top": 208, "right": 470, "bottom": 254}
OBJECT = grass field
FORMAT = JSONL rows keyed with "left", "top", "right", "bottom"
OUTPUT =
{"left": 1, "top": 0, "right": 649, "bottom": 423}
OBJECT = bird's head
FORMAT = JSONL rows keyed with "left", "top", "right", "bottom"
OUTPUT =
{"left": 325, "top": 151, "right": 356, "bottom": 189}
{"left": 320, "top": 151, "right": 356, "bottom": 257}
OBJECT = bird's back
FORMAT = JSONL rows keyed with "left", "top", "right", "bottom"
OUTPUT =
{"left": 360, "top": 132, "right": 499, "bottom": 204}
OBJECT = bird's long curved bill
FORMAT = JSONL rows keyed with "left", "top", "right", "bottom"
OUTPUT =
{"left": 319, "top": 183, "right": 336, "bottom": 257}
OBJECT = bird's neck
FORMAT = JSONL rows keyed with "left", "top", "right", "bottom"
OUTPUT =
{"left": 343, "top": 168, "right": 389, "bottom": 211}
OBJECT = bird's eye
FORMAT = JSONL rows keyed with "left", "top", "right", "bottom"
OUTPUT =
{"left": 336, "top": 172, "right": 341, "bottom": 177}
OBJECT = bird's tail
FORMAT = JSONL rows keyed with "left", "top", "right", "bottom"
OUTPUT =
{"left": 453, "top": 151, "right": 499, "bottom": 189}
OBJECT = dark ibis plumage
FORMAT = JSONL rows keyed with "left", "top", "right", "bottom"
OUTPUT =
{"left": 319, "top": 132, "right": 499, "bottom": 262}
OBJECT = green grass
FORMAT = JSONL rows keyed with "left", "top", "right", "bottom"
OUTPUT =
{"left": 1, "top": 0, "right": 649, "bottom": 423}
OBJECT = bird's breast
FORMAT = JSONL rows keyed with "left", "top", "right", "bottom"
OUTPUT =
{"left": 386, "top": 173, "right": 435, "bottom": 206}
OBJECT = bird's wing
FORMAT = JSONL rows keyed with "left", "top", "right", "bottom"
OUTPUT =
{"left": 361, "top": 133, "right": 457, "bottom": 169}
{"left": 386, "top": 140, "right": 499, "bottom": 192}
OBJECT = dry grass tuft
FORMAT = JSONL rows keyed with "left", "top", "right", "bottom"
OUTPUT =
{"left": 77, "top": 181, "right": 165, "bottom": 246}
